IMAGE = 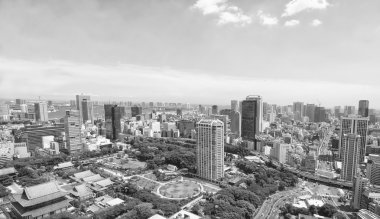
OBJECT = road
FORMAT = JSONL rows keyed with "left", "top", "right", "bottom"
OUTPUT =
{"left": 254, "top": 187, "right": 304, "bottom": 219}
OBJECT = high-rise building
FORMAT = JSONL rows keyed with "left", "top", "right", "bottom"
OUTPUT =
{"left": 340, "top": 116, "right": 369, "bottom": 162}
{"left": 366, "top": 154, "right": 380, "bottom": 186}
{"left": 131, "top": 106, "right": 142, "bottom": 117}
{"left": 20, "top": 104, "right": 28, "bottom": 113}
{"left": 263, "top": 102, "right": 269, "bottom": 115}
{"left": 270, "top": 141, "right": 291, "bottom": 164}
{"left": 178, "top": 120, "right": 195, "bottom": 138}
{"left": 75, "top": 94, "right": 90, "bottom": 123}
{"left": 293, "top": 102, "right": 304, "bottom": 121}
{"left": 0, "top": 105, "right": 10, "bottom": 116}
{"left": 241, "top": 95, "right": 263, "bottom": 140}
{"left": 81, "top": 99, "right": 93, "bottom": 123}
{"left": 334, "top": 106, "right": 341, "bottom": 118}
{"left": 359, "top": 100, "right": 369, "bottom": 117}
{"left": 104, "top": 104, "right": 125, "bottom": 140}
{"left": 230, "top": 111, "right": 241, "bottom": 137}
{"left": 305, "top": 104, "right": 316, "bottom": 122}
{"left": 231, "top": 100, "right": 238, "bottom": 112}
{"left": 70, "top": 100, "right": 76, "bottom": 107}
{"left": 15, "top": 99, "right": 26, "bottom": 105}
{"left": 176, "top": 108, "right": 182, "bottom": 116}
{"left": 64, "top": 110, "right": 82, "bottom": 154}
{"left": 341, "top": 134, "right": 361, "bottom": 182}
{"left": 34, "top": 102, "right": 48, "bottom": 122}
{"left": 211, "top": 105, "right": 218, "bottom": 115}
{"left": 344, "top": 106, "right": 356, "bottom": 116}
{"left": 352, "top": 176, "right": 369, "bottom": 209}
{"left": 22, "top": 124, "right": 65, "bottom": 151}
{"left": 197, "top": 119, "right": 224, "bottom": 180}
{"left": 314, "top": 106, "right": 326, "bottom": 123}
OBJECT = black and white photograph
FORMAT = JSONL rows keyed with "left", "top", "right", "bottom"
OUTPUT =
{"left": 0, "top": 0, "right": 379, "bottom": 218}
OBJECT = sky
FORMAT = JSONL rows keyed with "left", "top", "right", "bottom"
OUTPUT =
{"left": 0, "top": 0, "right": 379, "bottom": 107}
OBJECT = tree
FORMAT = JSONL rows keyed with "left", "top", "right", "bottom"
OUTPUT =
{"left": 318, "top": 204, "right": 337, "bottom": 217}
{"left": 309, "top": 205, "right": 318, "bottom": 215}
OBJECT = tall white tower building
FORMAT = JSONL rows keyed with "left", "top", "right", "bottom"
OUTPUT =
{"left": 197, "top": 119, "right": 224, "bottom": 180}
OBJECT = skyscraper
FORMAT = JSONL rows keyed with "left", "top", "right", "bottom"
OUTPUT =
{"left": 334, "top": 106, "right": 341, "bottom": 118}
{"left": 34, "top": 102, "right": 48, "bottom": 122}
{"left": 105, "top": 104, "right": 125, "bottom": 140}
{"left": 314, "top": 106, "right": 326, "bottom": 123}
{"left": 231, "top": 100, "right": 238, "bottom": 112}
{"left": 76, "top": 94, "right": 90, "bottom": 123}
{"left": 270, "top": 141, "right": 291, "bottom": 164}
{"left": 293, "top": 102, "right": 304, "bottom": 121}
{"left": 0, "top": 105, "right": 10, "bottom": 116}
{"left": 344, "top": 106, "right": 356, "bottom": 116}
{"left": 340, "top": 116, "right": 369, "bottom": 162}
{"left": 197, "top": 119, "right": 224, "bottom": 180}
{"left": 211, "top": 105, "right": 218, "bottom": 115}
{"left": 352, "top": 176, "right": 369, "bottom": 209}
{"left": 366, "top": 154, "right": 380, "bottom": 186}
{"left": 15, "top": 99, "right": 26, "bottom": 105}
{"left": 230, "top": 111, "right": 241, "bottom": 137}
{"left": 81, "top": 99, "right": 93, "bottom": 123}
{"left": 359, "top": 100, "right": 369, "bottom": 117}
{"left": 241, "top": 95, "right": 263, "bottom": 140}
{"left": 341, "top": 134, "right": 361, "bottom": 182}
{"left": 64, "top": 110, "right": 82, "bottom": 154}
{"left": 131, "top": 106, "right": 142, "bottom": 117}
{"left": 305, "top": 104, "right": 316, "bottom": 122}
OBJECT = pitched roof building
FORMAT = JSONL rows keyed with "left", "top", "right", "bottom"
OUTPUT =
{"left": 11, "top": 181, "right": 71, "bottom": 219}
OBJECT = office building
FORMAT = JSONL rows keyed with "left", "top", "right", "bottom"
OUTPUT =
{"left": 334, "top": 106, "right": 342, "bottom": 118}
{"left": 176, "top": 108, "right": 182, "bottom": 116}
{"left": 231, "top": 100, "right": 238, "bottom": 112}
{"left": 15, "top": 99, "right": 26, "bottom": 105}
{"left": 104, "top": 104, "right": 125, "bottom": 140}
{"left": 178, "top": 120, "right": 195, "bottom": 138}
{"left": 0, "top": 104, "right": 9, "bottom": 116}
{"left": 314, "top": 106, "right": 326, "bottom": 123}
{"left": 340, "top": 116, "right": 369, "bottom": 162}
{"left": 34, "top": 102, "right": 48, "bottom": 122}
{"left": 305, "top": 104, "right": 316, "bottom": 122}
{"left": 367, "top": 154, "right": 380, "bottom": 186}
{"left": 352, "top": 176, "right": 369, "bottom": 209}
{"left": 230, "top": 111, "right": 241, "bottom": 137}
{"left": 293, "top": 102, "right": 304, "bottom": 121}
{"left": 241, "top": 95, "right": 263, "bottom": 140}
{"left": 81, "top": 99, "right": 94, "bottom": 123}
{"left": 197, "top": 119, "right": 224, "bottom": 180}
{"left": 341, "top": 134, "right": 361, "bottom": 182}
{"left": 211, "top": 105, "right": 218, "bottom": 115}
{"left": 64, "top": 110, "right": 82, "bottom": 154}
{"left": 344, "top": 106, "right": 356, "bottom": 116}
{"left": 359, "top": 100, "right": 370, "bottom": 117}
{"left": 22, "top": 124, "right": 65, "bottom": 152}
{"left": 76, "top": 94, "right": 91, "bottom": 123}
{"left": 270, "top": 141, "right": 291, "bottom": 164}
{"left": 131, "top": 106, "right": 142, "bottom": 117}
{"left": 20, "top": 104, "right": 28, "bottom": 113}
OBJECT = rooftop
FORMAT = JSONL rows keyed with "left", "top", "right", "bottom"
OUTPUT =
{"left": 73, "top": 170, "right": 95, "bottom": 179}
{"left": 0, "top": 167, "right": 17, "bottom": 176}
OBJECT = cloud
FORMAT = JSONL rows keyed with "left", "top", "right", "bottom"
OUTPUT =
{"left": 311, "top": 19, "right": 322, "bottom": 26}
{"left": 282, "top": 0, "right": 330, "bottom": 17}
{"left": 192, "top": 0, "right": 252, "bottom": 26}
{"left": 257, "top": 10, "right": 278, "bottom": 26}
{"left": 284, "top": 19, "right": 300, "bottom": 27}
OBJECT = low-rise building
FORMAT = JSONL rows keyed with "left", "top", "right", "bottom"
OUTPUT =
{"left": 10, "top": 181, "right": 71, "bottom": 219}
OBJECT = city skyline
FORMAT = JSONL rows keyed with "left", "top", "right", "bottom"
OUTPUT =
{"left": 0, "top": 0, "right": 380, "bottom": 106}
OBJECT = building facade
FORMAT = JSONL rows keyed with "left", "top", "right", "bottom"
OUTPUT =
{"left": 359, "top": 100, "right": 369, "bottom": 117}
{"left": 64, "top": 110, "right": 82, "bottom": 154}
{"left": 34, "top": 102, "right": 48, "bottom": 122}
{"left": 339, "top": 116, "right": 369, "bottom": 162}
{"left": 241, "top": 95, "right": 263, "bottom": 140}
{"left": 341, "top": 134, "right": 361, "bottom": 182}
{"left": 104, "top": 104, "right": 125, "bottom": 140}
{"left": 196, "top": 119, "right": 224, "bottom": 180}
